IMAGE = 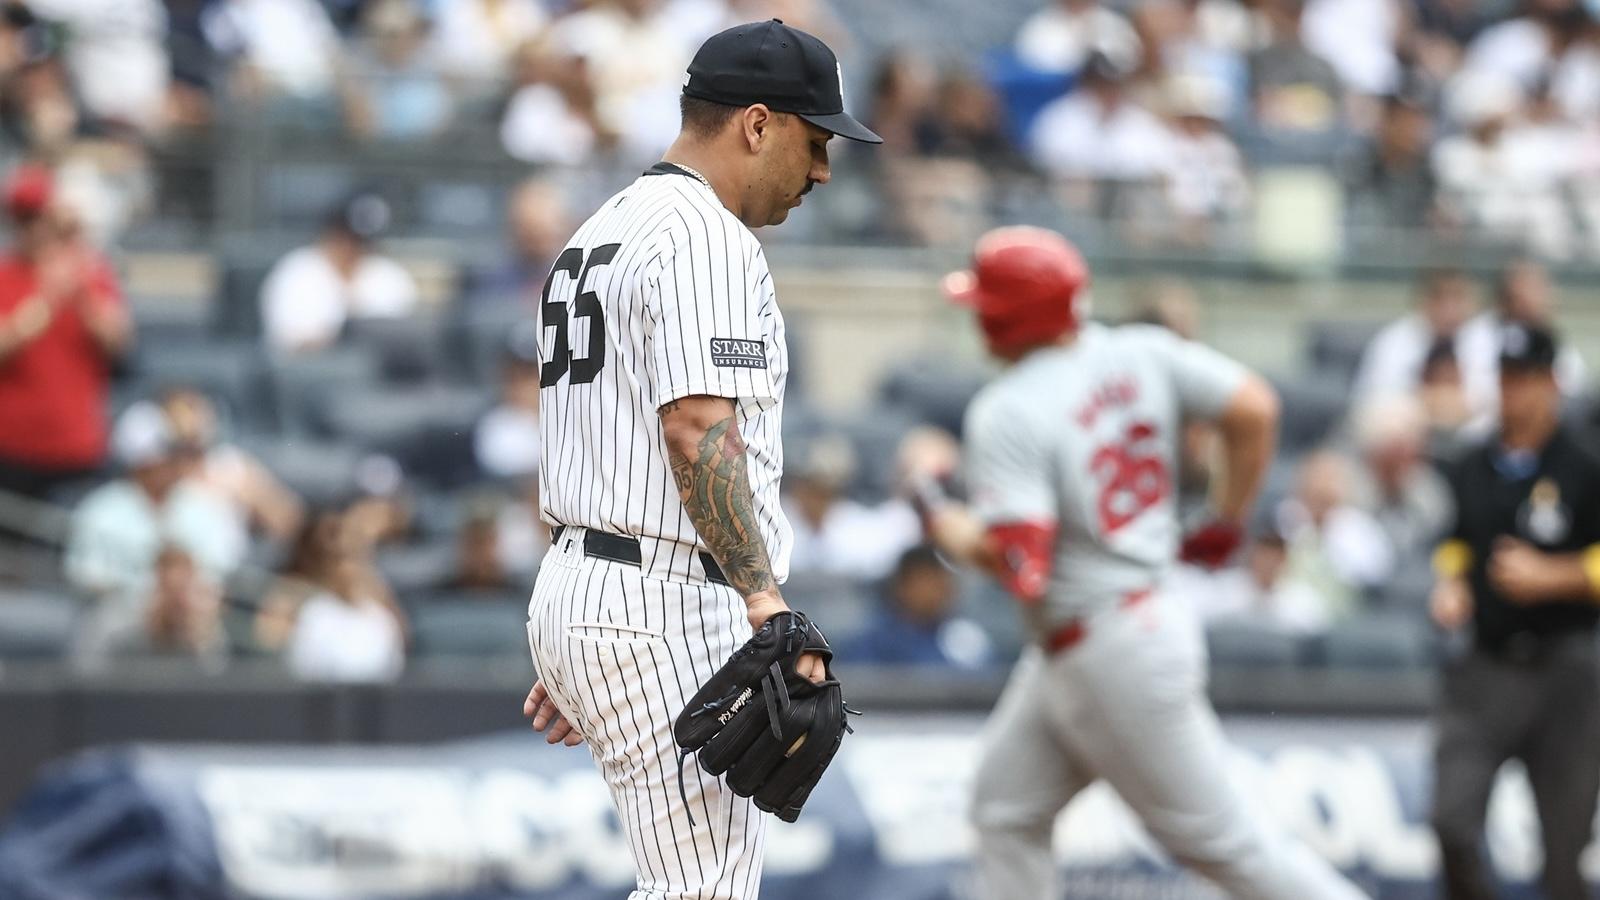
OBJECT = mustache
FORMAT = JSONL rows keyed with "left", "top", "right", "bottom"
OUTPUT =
{"left": 800, "top": 180, "right": 816, "bottom": 197}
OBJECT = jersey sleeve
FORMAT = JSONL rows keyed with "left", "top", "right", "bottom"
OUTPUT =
{"left": 964, "top": 395, "right": 1056, "bottom": 526}
{"left": 1146, "top": 327, "right": 1249, "bottom": 419}
{"left": 644, "top": 225, "right": 778, "bottom": 411}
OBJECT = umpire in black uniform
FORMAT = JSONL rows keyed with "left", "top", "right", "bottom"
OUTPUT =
{"left": 1430, "top": 323, "right": 1600, "bottom": 900}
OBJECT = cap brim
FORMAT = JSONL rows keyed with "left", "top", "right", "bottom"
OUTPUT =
{"left": 798, "top": 110, "right": 882, "bottom": 144}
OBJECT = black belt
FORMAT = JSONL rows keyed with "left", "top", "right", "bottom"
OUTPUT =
{"left": 552, "top": 526, "right": 730, "bottom": 587}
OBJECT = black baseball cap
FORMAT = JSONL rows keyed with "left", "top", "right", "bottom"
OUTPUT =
{"left": 1499, "top": 322, "right": 1559, "bottom": 371}
{"left": 683, "top": 19, "right": 882, "bottom": 144}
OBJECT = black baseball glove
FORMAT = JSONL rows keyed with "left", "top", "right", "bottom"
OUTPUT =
{"left": 673, "top": 610, "right": 857, "bottom": 823}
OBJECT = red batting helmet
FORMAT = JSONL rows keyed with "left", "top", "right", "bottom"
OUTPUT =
{"left": 941, "top": 226, "right": 1089, "bottom": 357}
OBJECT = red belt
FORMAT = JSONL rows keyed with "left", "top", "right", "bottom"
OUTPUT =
{"left": 1045, "top": 588, "right": 1153, "bottom": 654}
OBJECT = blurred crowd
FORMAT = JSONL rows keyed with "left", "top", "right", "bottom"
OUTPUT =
{"left": 5, "top": 0, "right": 1600, "bottom": 254}
{"left": 2, "top": 0, "right": 1600, "bottom": 683}
{"left": 2, "top": 147, "right": 1590, "bottom": 679}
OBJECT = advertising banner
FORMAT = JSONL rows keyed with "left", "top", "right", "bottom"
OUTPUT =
{"left": 0, "top": 716, "right": 1585, "bottom": 899}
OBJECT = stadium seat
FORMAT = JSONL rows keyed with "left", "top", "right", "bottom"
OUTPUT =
{"left": 317, "top": 384, "right": 489, "bottom": 462}
{"left": 449, "top": 302, "right": 530, "bottom": 385}
{"left": 839, "top": 406, "right": 923, "bottom": 503}
{"left": 410, "top": 600, "right": 529, "bottom": 658}
{"left": 1369, "top": 555, "right": 1434, "bottom": 619}
{"left": 1205, "top": 621, "right": 1307, "bottom": 669}
{"left": 1319, "top": 616, "right": 1434, "bottom": 670}
{"left": 214, "top": 254, "right": 279, "bottom": 338}
{"left": 0, "top": 589, "right": 78, "bottom": 660}
{"left": 345, "top": 315, "right": 447, "bottom": 385}
{"left": 238, "top": 437, "right": 365, "bottom": 506}
{"left": 415, "top": 181, "right": 502, "bottom": 236}
{"left": 129, "top": 340, "right": 270, "bottom": 434}
{"left": 958, "top": 576, "right": 1026, "bottom": 662}
{"left": 130, "top": 302, "right": 211, "bottom": 347}
{"left": 1267, "top": 374, "right": 1349, "bottom": 454}
{"left": 376, "top": 541, "right": 458, "bottom": 596}
{"left": 1305, "top": 319, "right": 1385, "bottom": 388}
{"left": 260, "top": 164, "right": 358, "bottom": 228}
{"left": 878, "top": 354, "right": 990, "bottom": 437}
{"left": 265, "top": 346, "right": 381, "bottom": 435}
{"left": 780, "top": 571, "right": 875, "bottom": 644}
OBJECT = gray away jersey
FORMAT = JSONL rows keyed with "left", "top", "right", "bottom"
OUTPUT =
{"left": 964, "top": 323, "right": 1246, "bottom": 631}
{"left": 536, "top": 168, "right": 793, "bottom": 583}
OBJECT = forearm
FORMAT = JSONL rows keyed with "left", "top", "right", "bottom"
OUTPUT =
{"left": 663, "top": 402, "right": 778, "bottom": 601}
{"left": 1544, "top": 548, "right": 1600, "bottom": 600}
{"left": 0, "top": 295, "right": 52, "bottom": 362}
{"left": 923, "top": 502, "right": 998, "bottom": 573}
{"left": 1211, "top": 377, "right": 1278, "bottom": 523}
{"left": 81, "top": 301, "right": 132, "bottom": 359}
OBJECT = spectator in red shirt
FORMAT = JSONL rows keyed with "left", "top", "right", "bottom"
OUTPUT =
{"left": 0, "top": 164, "right": 132, "bottom": 502}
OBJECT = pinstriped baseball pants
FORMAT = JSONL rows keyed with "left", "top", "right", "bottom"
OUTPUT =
{"left": 528, "top": 533, "right": 768, "bottom": 899}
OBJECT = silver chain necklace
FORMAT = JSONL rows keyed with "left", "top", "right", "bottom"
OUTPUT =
{"left": 673, "top": 163, "right": 714, "bottom": 191}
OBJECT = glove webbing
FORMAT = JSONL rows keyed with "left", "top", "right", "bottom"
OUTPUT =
{"left": 675, "top": 618, "right": 807, "bottom": 827}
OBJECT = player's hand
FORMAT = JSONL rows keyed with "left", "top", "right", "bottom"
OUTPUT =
{"left": 1430, "top": 577, "right": 1473, "bottom": 630}
{"left": 36, "top": 243, "right": 86, "bottom": 302}
{"left": 1489, "top": 537, "right": 1552, "bottom": 604}
{"left": 524, "top": 679, "right": 583, "bottom": 746}
{"left": 745, "top": 593, "right": 825, "bottom": 684}
{"left": 1178, "top": 519, "right": 1244, "bottom": 570}
{"left": 896, "top": 426, "right": 961, "bottom": 487}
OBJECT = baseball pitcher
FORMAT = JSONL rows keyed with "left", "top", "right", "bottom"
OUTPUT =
{"left": 520, "top": 20, "right": 881, "bottom": 900}
{"left": 908, "top": 227, "right": 1369, "bottom": 899}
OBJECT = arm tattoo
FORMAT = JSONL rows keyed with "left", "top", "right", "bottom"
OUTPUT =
{"left": 668, "top": 414, "right": 777, "bottom": 596}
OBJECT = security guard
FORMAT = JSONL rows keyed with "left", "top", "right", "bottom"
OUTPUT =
{"left": 1430, "top": 323, "right": 1600, "bottom": 900}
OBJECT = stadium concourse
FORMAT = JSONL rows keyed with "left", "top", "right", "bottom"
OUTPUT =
{"left": 1, "top": 0, "right": 1599, "bottom": 898}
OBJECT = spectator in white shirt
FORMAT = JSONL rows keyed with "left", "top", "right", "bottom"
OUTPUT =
{"left": 474, "top": 324, "right": 541, "bottom": 480}
{"left": 64, "top": 402, "right": 248, "bottom": 609}
{"left": 160, "top": 386, "right": 305, "bottom": 544}
{"left": 1177, "top": 526, "right": 1333, "bottom": 635}
{"left": 784, "top": 435, "right": 921, "bottom": 582}
{"left": 1353, "top": 267, "right": 1481, "bottom": 405}
{"left": 27, "top": 0, "right": 171, "bottom": 136}
{"left": 1433, "top": 72, "right": 1575, "bottom": 259}
{"left": 261, "top": 505, "right": 406, "bottom": 680}
{"left": 202, "top": 0, "right": 341, "bottom": 105}
{"left": 1031, "top": 52, "right": 1173, "bottom": 182}
{"left": 1013, "top": 0, "right": 1141, "bottom": 75}
{"left": 550, "top": 0, "right": 693, "bottom": 162}
{"left": 431, "top": 0, "right": 547, "bottom": 87}
{"left": 260, "top": 192, "right": 419, "bottom": 354}
{"left": 1459, "top": 2, "right": 1600, "bottom": 124}
{"left": 499, "top": 33, "right": 611, "bottom": 166}
{"left": 1276, "top": 448, "right": 1394, "bottom": 610}
{"left": 1300, "top": 0, "right": 1403, "bottom": 98}
{"left": 1347, "top": 394, "right": 1452, "bottom": 557}
{"left": 286, "top": 552, "right": 406, "bottom": 682}
{"left": 1159, "top": 72, "right": 1249, "bottom": 242}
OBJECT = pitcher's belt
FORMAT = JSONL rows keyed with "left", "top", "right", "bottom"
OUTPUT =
{"left": 551, "top": 526, "right": 730, "bottom": 588}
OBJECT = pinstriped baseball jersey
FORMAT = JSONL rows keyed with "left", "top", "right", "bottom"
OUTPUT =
{"left": 536, "top": 163, "right": 792, "bottom": 582}
{"left": 963, "top": 323, "right": 1246, "bottom": 632}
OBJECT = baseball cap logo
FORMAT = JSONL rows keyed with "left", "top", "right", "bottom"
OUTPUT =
{"left": 836, "top": 61, "right": 845, "bottom": 106}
